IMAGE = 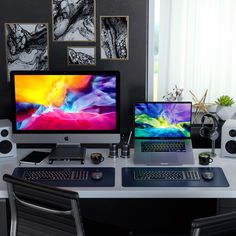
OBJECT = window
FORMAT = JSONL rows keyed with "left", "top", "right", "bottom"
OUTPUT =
{"left": 148, "top": 0, "right": 160, "bottom": 101}
{"left": 149, "top": 0, "right": 236, "bottom": 104}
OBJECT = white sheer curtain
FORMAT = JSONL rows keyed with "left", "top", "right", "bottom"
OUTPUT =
{"left": 158, "top": 0, "right": 236, "bottom": 103}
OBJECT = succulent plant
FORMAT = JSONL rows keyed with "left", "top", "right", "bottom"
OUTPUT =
{"left": 215, "top": 95, "right": 235, "bottom": 106}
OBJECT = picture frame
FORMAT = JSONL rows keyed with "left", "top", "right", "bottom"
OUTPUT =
{"left": 67, "top": 46, "right": 96, "bottom": 66}
{"left": 52, "top": 0, "right": 96, "bottom": 42}
{"left": 5, "top": 23, "right": 49, "bottom": 81}
{"left": 100, "top": 16, "right": 129, "bottom": 60}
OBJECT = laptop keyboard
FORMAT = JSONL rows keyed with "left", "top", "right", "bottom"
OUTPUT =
{"left": 141, "top": 141, "right": 186, "bottom": 152}
{"left": 134, "top": 169, "right": 200, "bottom": 181}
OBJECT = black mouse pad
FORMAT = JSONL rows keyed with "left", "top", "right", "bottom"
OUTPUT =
{"left": 122, "top": 167, "right": 229, "bottom": 187}
{"left": 12, "top": 167, "right": 115, "bottom": 187}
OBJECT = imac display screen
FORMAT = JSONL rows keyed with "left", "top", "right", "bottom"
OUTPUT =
{"left": 11, "top": 72, "right": 119, "bottom": 133}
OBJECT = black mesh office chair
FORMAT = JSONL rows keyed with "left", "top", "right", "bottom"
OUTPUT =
{"left": 130, "top": 211, "right": 236, "bottom": 236}
{"left": 3, "top": 174, "right": 85, "bottom": 236}
{"left": 4, "top": 173, "right": 236, "bottom": 236}
{"left": 191, "top": 211, "right": 236, "bottom": 236}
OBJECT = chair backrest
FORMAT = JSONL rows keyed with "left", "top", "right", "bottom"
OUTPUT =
{"left": 3, "top": 174, "right": 85, "bottom": 236}
{"left": 191, "top": 211, "right": 236, "bottom": 236}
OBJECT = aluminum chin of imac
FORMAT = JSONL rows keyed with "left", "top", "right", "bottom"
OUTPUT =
{"left": 10, "top": 71, "right": 120, "bottom": 163}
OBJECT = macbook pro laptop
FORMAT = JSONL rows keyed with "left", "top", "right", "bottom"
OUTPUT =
{"left": 134, "top": 102, "right": 194, "bottom": 165}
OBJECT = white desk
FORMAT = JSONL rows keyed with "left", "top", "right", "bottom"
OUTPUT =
{"left": 1, "top": 148, "right": 236, "bottom": 236}
{"left": 1, "top": 148, "right": 236, "bottom": 199}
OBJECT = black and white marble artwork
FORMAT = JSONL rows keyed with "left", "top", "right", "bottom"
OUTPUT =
{"left": 100, "top": 16, "right": 128, "bottom": 60}
{"left": 68, "top": 47, "right": 95, "bottom": 65}
{"left": 52, "top": 0, "right": 95, "bottom": 41}
{"left": 5, "top": 23, "right": 49, "bottom": 81}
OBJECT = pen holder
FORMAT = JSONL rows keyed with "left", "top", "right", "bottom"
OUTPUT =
{"left": 108, "top": 143, "right": 119, "bottom": 158}
{"left": 120, "top": 144, "right": 130, "bottom": 158}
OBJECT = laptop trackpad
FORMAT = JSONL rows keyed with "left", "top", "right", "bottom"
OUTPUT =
{"left": 148, "top": 153, "right": 179, "bottom": 165}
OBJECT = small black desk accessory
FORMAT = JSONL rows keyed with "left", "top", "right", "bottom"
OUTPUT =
{"left": 91, "top": 170, "right": 103, "bottom": 180}
{"left": 120, "top": 131, "right": 132, "bottom": 158}
{"left": 108, "top": 143, "right": 119, "bottom": 158}
{"left": 201, "top": 169, "right": 214, "bottom": 180}
{"left": 48, "top": 145, "right": 86, "bottom": 164}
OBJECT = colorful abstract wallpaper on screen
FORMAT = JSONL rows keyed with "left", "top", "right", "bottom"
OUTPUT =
{"left": 14, "top": 74, "right": 117, "bottom": 130}
{"left": 135, "top": 103, "right": 191, "bottom": 138}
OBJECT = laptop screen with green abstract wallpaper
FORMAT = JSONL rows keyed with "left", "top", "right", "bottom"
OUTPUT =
{"left": 134, "top": 102, "right": 192, "bottom": 138}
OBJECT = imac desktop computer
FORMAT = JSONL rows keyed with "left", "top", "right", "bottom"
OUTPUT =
{"left": 10, "top": 71, "right": 120, "bottom": 163}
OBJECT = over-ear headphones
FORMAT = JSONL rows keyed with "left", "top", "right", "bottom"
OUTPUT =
{"left": 200, "top": 113, "right": 219, "bottom": 141}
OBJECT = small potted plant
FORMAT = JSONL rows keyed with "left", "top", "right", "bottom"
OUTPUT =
{"left": 215, "top": 95, "right": 236, "bottom": 120}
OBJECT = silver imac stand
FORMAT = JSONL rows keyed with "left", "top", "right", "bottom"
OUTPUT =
{"left": 48, "top": 144, "right": 86, "bottom": 164}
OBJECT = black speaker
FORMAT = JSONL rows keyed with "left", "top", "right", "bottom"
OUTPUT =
{"left": 221, "top": 119, "right": 236, "bottom": 158}
{"left": 0, "top": 119, "right": 16, "bottom": 158}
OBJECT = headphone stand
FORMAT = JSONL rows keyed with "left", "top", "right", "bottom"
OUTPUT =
{"left": 200, "top": 113, "right": 219, "bottom": 157}
{"left": 211, "top": 140, "right": 217, "bottom": 157}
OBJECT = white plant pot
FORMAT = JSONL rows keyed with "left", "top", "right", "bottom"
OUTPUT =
{"left": 216, "top": 105, "right": 236, "bottom": 120}
{"left": 207, "top": 104, "right": 217, "bottom": 113}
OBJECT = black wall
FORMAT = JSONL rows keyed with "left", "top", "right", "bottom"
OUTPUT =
{"left": 0, "top": 0, "right": 148, "bottom": 134}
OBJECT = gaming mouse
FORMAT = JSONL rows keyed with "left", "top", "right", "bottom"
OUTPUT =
{"left": 201, "top": 170, "right": 214, "bottom": 180}
{"left": 91, "top": 171, "right": 103, "bottom": 180}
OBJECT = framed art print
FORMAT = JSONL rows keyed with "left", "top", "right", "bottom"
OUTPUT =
{"left": 52, "top": 0, "right": 96, "bottom": 42}
{"left": 100, "top": 16, "right": 129, "bottom": 60}
{"left": 67, "top": 46, "right": 96, "bottom": 65}
{"left": 5, "top": 23, "right": 49, "bottom": 81}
